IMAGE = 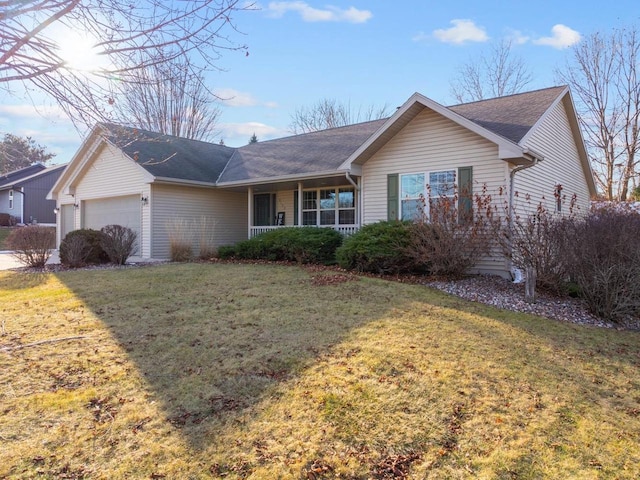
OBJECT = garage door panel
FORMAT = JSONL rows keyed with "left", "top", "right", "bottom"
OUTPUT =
{"left": 83, "top": 195, "right": 141, "bottom": 251}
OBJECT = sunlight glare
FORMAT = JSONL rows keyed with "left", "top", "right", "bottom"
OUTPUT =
{"left": 56, "top": 32, "right": 106, "bottom": 72}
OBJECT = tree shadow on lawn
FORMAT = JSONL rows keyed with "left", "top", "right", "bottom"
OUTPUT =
{"left": 47, "top": 263, "right": 640, "bottom": 477}
{"left": 53, "top": 263, "right": 408, "bottom": 449}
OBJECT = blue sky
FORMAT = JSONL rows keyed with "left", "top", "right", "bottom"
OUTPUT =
{"left": 1, "top": 0, "right": 639, "bottom": 165}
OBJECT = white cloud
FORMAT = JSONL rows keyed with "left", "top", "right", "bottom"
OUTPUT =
{"left": 505, "top": 28, "right": 530, "bottom": 45}
{"left": 214, "top": 88, "right": 278, "bottom": 108}
{"left": 534, "top": 24, "right": 581, "bottom": 49}
{"left": 220, "top": 122, "right": 287, "bottom": 141}
{"left": 0, "top": 103, "right": 67, "bottom": 120}
{"left": 267, "top": 2, "right": 372, "bottom": 23}
{"left": 433, "top": 19, "right": 489, "bottom": 45}
{"left": 411, "top": 31, "right": 429, "bottom": 42}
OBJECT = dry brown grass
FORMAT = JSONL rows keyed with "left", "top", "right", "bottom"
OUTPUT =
{"left": 0, "top": 263, "right": 639, "bottom": 479}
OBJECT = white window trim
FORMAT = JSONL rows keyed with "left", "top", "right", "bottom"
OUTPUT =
{"left": 399, "top": 169, "right": 457, "bottom": 221}
{"left": 301, "top": 186, "right": 357, "bottom": 227}
{"left": 8, "top": 189, "right": 13, "bottom": 210}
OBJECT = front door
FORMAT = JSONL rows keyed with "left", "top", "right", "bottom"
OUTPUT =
{"left": 254, "top": 193, "right": 276, "bottom": 226}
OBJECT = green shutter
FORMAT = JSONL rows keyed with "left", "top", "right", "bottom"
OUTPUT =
{"left": 458, "top": 166, "right": 473, "bottom": 223}
{"left": 387, "top": 174, "right": 399, "bottom": 221}
{"left": 293, "top": 190, "right": 298, "bottom": 225}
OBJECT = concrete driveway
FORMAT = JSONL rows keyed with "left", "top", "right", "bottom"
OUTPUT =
{"left": 0, "top": 250, "right": 60, "bottom": 270}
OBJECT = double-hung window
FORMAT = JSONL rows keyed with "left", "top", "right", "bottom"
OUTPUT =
{"left": 8, "top": 190, "right": 13, "bottom": 210}
{"left": 400, "top": 173, "right": 425, "bottom": 220}
{"left": 400, "top": 170, "right": 456, "bottom": 221}
{"left": 428, "top": 170, "right": 456, "bottom": 219}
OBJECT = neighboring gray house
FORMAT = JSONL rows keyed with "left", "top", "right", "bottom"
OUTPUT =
{"left": 0, "top": 163, "right": 66, "bottom": 225}
{"left": 49, "top": 86, "right": 597, "bottom": 276}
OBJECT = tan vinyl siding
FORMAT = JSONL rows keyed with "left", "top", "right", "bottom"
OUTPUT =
{"left": 276, "top": 190, "right": 295, "bottom": 226}
{"left": 151, "top": 184, "right": 246, "bottom": 258}
{"left": 518, "top": 99, "right": 591, "bottom": 217}
{"left": 70, "top": 144, "right": 152, "bottom": 256}
{"left": 361, "top": 108, "right": 510, "bottom": 275}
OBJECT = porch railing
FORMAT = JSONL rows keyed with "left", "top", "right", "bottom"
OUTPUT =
{"left": 249, "top": 224, "right": 359, "bottom": 238}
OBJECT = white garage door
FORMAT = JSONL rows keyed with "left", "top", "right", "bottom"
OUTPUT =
{"left": 83, "top": 195, "right": 141, "bottom": 249}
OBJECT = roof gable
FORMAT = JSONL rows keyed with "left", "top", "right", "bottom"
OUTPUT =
{"left": 100, "top": 124, "right": 235, "bottom": 184}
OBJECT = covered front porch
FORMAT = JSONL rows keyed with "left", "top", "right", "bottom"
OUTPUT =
{"left": 244, "top": 174, "right": 362, "bottom": 238}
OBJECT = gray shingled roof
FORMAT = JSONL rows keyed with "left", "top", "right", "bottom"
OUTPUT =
{"left": 100, "top": 123, "right": 235, "bottom": 183}
{"left": 448, "top": 86, "right": 566, "bottom": 143}
{"left": 99, "top": 87, "right": 566, "bottom": 185}
{"left": 217, "top": 119, "right": 387, "bottom": 183}
{"left": 0, "top": 163, "right": 47, "bottom": 189}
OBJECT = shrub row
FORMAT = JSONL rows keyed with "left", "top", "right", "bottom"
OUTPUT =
{"left": 504, "top": 205, "right": 640, "bottom": 324}
{"left": 219, "top": 227, "right": 343, "bottom": 264}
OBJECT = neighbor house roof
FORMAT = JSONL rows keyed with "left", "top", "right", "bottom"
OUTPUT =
{"left": 11, "top": 163, "right": 67, "bottom": 188}
{"left": 0, "top": 163, "right": 47, "bottom": 189}
{"left": 100, "top": 123, "right": 236, "bottom": 184}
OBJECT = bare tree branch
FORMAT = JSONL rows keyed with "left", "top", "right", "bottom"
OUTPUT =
{"left": 289, "top": 98, "right": 390, "bottom": 134}
{"left": 557, "top": 27, "right": 640, "bottom": 200}
{"left": 450, "top": 40, "right": 533, "bottom": 103}
{"left": 111, "top": 57, "right": 221, "bottom": 141}
{"left": 0, "top": 0, "right": 251, "bottom": 128}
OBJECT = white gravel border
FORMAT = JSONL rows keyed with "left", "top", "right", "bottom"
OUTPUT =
{"left": 424, "top": 276, "right": 618, "bottom": 329}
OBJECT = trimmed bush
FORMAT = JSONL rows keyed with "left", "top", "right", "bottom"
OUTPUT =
{"left": 336, "top": 221, "right": 415, "bottom": 274}
{"left": 60, "top": 229, "right": 109, "bottom": 267}
{"left": 230, "top": 227, "right": 343, "bottom": 264}
{"left": 100, "top": 224, "right": 138, "bottom": 265}
{"left": 216, "top": 245, "right": 236, "bottom": 259}
{"left": 6, "top": 226, "right": 55, "bottom": 267}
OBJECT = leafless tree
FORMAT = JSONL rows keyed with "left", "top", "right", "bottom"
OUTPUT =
{"left": 450, "top": 40, "right": 533, "bottom": 103}
{"left": 0, "top": 0, "right": 248, "bottom": 127}
{"left": 289, "top": 98, "right": 390, "bottom": 134}
{"left": 557, "top": 27, "right": 640, "bottom": 200}
{"left": 111, "top": 58, "right": 221, "bottom": 141}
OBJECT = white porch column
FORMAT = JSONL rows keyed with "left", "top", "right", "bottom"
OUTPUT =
{"left": 357, "top": 176, "right": 362, "bottom": 227}
{"left": 297, "top": 182, "right": 303, "bottom": 226}
{"left": 247, "top": 186, "right": 253, "bottom": 238}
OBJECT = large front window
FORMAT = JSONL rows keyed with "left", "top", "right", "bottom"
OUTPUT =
{"left": 297, "top": 187, "right": 355, "bottom": 226}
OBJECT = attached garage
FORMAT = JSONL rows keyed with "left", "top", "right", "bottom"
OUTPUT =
{"left": 82, "top": 195, "right": 142, "bottom": 249}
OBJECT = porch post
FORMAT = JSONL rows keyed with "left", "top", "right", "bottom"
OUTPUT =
{"left": 297, "top": 182, "right": 303, "bottom": 226}
{"left": 357, "top": 176, "right": 362, "bottom": 228}
{"left": 247, "top": 187, "right": 253, "bottom": 238}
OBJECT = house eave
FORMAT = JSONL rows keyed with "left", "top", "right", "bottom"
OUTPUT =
{"left": 217, "top": 170, "right": 347, "bottom": 188}
{"left": 152, "top": 176, "right": 218, "bottom": 188}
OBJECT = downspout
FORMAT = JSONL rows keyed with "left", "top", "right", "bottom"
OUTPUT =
{"left": 508, "top": 156, "right": 540, "bottom": 280}
{"left": 345, "top": 171, "right": 361, "bottom": 229}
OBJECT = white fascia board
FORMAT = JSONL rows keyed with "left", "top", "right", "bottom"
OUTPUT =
{"left": 152, "top": 177, "right": 218, "bottom": 188}
{"left": 217, "top": 170, "right": 345, "bottom": 188}
{"left": 48, "top": 124, "right": 104, "bottom": 200}
{"left": 518, "top": 86, "right": 569, "bottom": 146}
{"left": 340, "top": 92, "right": 527, "bottom": 169}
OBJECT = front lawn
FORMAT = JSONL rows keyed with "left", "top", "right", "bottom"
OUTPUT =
{"left": 1, "top": 263, "right": 639, "bottom": 479}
